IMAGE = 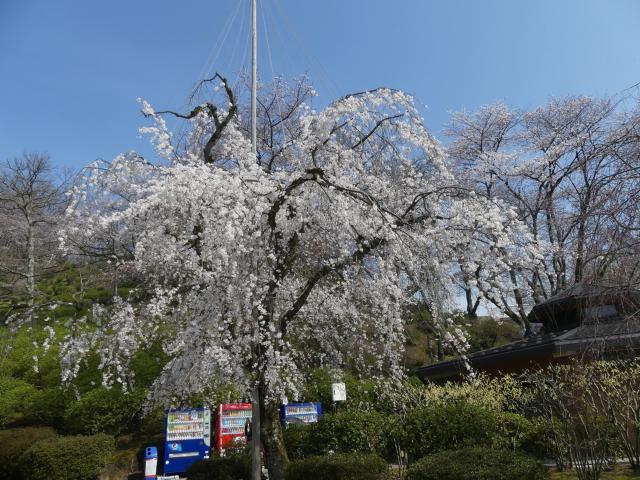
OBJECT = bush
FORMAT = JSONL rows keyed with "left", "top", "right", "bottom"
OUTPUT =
{"left": 495, "top": 411, "right": 546, "bottom": 456}
{"left": 185, "top": 454, "right": 251, "bottom": 480}
{"left": 28, "top": 387, "right": 76, "bottom": 429}
{"left": 406, "top": 447, "right": 549, "bottom": 480}
{"left": 62, "top": 387, "right": 145, "bottom": 435}
{"left": 285, "top": 453, "right": 388, "bottom": 480}
{"left": 284, "top": 410, "right": 394, "bottom": 460}
{"left": 0, "top": 427, "right": 57, "bottom": 479}
{"left": 19, "top": 433, "right": 115, "bottom": 480}
{"left": 0, "top": 376, "right": 37, "bottom": 426}
{"left": 399, "top": 400, "right": 497, "bottom": 461}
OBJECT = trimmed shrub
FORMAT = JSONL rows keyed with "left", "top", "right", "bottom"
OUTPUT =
{"left": 405, "top": 447, "right": 549, "bottom": 480}
{"left": 185, "top": 454, "right": 251, "bottom": 480}
{"left": 284, "top": 410, "right": 394, "bottom": 460}
{"left": 285, "top": 453, "right": 388, "bottom": 480}
{"left": 19, "top": 433, "right": 115, "bottom": 480}
{"left": 400, "top": 400, "right": 497, "bottom": 461}
{"left": 62, "top": 387, "right": 145, "bottom": 435}
{"left": 0, "top": 426, "right": 57, "bottom": 479}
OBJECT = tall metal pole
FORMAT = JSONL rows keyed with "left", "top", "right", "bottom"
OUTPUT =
{"left": 251, "top": 0, "right": 258, "bottom": 156}
{"left": 250, "top": 2, "right": 261, "bottom": 479}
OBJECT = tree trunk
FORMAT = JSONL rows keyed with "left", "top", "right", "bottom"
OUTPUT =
{"left": 251, "top": 386, "right": 262, "bottom": 480}
{"left": 259, "top": 384, "right": 289, "bottom": 480}
{"left": 465, "top": 287, "right": 480, "bottom": 319}
{"left": 26, "top": 213, "right": 36, "bottom": 326}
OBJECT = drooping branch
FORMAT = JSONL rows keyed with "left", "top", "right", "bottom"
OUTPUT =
{"left": 151, "top": 73, "right": 238, "bottom": 164}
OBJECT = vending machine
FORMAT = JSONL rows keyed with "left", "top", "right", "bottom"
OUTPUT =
{"left": 163, "top": 408, "right": 211, "bottom": 475}
{"left": 216, "top": 403, "right": 252, "bottom": 454}
{"left": 280, "top": 402, "right": 322, "bottom": 427}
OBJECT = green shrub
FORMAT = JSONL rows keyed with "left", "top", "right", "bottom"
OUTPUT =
{"left": 0, "top": 376, "right": 37, "bottom": 426}
{"left": 62, "top": 387, "right": 145, "bottom": 435}
{"left": 19, "top": 433, "right": 115, "bottom": 480}
{"left": 185, "top": 454, "right": 251, "bottom": 480}
{"left": 285, "top": 453, "right": 388, "bottom": 480}
{"left": 405, "top": 447, "right": 549, "bottom": 480}
{"left": 301, "top": 368, "right": 382, "bottom": 412}
{"left": 0, "top": 427, "right": 57, "bottom": 479}
{"left": 494, "top": 411, "right": 546, "bottom": 456}
{"left": 284, "top": 410, "right": 394, "bottom": 460}
{"left": 28, "top": 387, "right": 76, "bottom": 429}
{"left": 400, "top": 400, "right": 497, "bottom": 461}
{"left": 284, "top": 423, "right": 313, "bottom": 460}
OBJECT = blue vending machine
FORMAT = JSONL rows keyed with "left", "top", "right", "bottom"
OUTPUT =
{"left": 280, "top": 402, "right": 322, "bottom": 427}
{"left": 163, "top": 407, "right": 211, "bottom": 475}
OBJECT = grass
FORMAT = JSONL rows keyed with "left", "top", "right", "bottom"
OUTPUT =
{"left": 550, "top": 465, "right": 640, "bottom": 479}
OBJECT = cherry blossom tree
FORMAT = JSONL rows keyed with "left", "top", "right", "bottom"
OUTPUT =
{"left": 59, "top": 75, "right": 536, "bottom": 478}
{"left": 446, "top": 95, "right": 640, "bottom": 330}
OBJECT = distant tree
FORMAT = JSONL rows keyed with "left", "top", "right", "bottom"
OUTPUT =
{"left": 0, "top": 152, "right": 68, "bottom": 324}
{"left": 446, "top": 95, "right": 640, "bottom": 330}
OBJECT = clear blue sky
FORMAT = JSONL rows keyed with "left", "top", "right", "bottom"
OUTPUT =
{"left": 1, "top": 0, "right": 639, "bottom": 170}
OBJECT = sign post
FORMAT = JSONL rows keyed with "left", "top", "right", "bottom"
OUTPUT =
{"left": 331, "top": 382, "right": 346, "bottom": 413}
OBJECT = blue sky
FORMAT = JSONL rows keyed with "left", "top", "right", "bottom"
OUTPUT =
{"left": 1, "top": 0, "right": 639, "bottom": 170}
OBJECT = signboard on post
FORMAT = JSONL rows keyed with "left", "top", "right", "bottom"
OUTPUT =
{"left": 331, "top": 382, "right": 347, "bottom": 402}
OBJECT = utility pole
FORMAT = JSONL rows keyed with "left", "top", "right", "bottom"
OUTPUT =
{"left": 251, "top": 0, "right": 258, "bottom": 156}
{"left": 250, "top": 1, "right": 261, "bottom": 480}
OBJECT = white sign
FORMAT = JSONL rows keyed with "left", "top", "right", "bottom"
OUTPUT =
{"left": 331, "top": 382, "right": 346, "bottom": 402}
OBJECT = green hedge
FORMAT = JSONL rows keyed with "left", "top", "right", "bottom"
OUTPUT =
{"left": 19, "top": 433, "right": 115, "bottom": 480}
{"left": 62, "top": 387, "right": 145, "bottom": 435}
{"left": 400, "top": 400, "right": 497, "bottom": 461}
{"left": 405, "top": 447, "right": 549, "bottom": 480}
{"left": 185, "top": 454, "right": 251, "bottom": 480}
{"left": 284, "top": 410, "right": 394, "bottom": 460}
{"left": 285, "top": 453, "right": 388, "bottom": 480}
{"left": 0, "top": 427, "right": 57, "bottom": 479}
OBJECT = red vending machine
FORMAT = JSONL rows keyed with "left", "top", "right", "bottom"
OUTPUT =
{"left": 216, "top": 403, "right": 252, "bottom": 454}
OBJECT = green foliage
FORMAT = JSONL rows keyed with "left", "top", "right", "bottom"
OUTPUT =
{"left": 62, "top": 387, "right": 145, "bottom": 436}
{"left": 185, "top": 454, "right": 251, "bottom": 480}
{"left": 406, "top": 447, "right": 549, "bottom": 480}
{"left": 28, "top": 386, "right": 76, "bottom": 428}
{"left": 300, "top": 368, "right": 381, "bottom": 412}
{"left": 18, "top": 433, "right": 115, "bottom": 480}
{"left": 0, "top": 427, "right": 57, "bottom": 479}
{"left": 284, "top": 410, "right": 394, "bottom": 460}
{"left": 464, "top": 317, "right": 521, "bottom": 353}
{"left": 495, "top": 411, "right": 547, "bottom": 456}
{"left": 0, "top": 376, "right": 37, "bottom": 426}
{"left": 399, "top": 399, "right": 498, "bottom": 461}
{"left": 285, "top": 453, "right": 388, "bottom": 480}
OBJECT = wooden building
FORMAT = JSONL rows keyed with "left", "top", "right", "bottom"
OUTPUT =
{"left": 415, "top": 284, "right": 640, "bottom": 383}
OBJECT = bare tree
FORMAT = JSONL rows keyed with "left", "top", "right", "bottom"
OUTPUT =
{"left": 0, "top": 152, "right": 68, "bottom": 323}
